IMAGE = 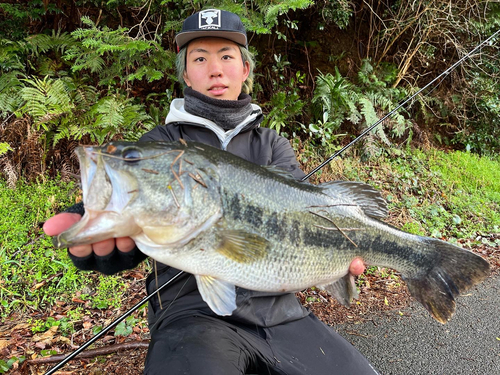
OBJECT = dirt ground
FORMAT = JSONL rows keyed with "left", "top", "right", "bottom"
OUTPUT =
{"left": 4, "top": 234, "right": 498, "bottom": 375}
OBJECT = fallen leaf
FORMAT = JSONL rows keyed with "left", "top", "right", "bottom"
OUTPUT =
{"left": 13, "top": 323, "right": 30, "bottom": 330}
{"left": 35, "top": 342, "right": 47, "bottom": 350}
{"left": 33, "top": 326, "right": 58, "bottom": 344}
{"left": 58, "top": 336, "right": 71, "bottom": 345}
{"left": 0, "top": 339, "right": 10, "bottom": 350}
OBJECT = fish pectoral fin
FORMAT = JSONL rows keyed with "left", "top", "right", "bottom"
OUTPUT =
{"left": 195, "top": 275, "right": 236, "bottom": 316}
{"left": 216, "top": 230, "right": 269, "bottom": 263}
{"left": 320, "top": 273, "right": 359, "bottom": 306}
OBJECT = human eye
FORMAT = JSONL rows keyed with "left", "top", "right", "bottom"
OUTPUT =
{"left": 222, "top": 55, "right": 234, "bottom": 61}
{"left": 194, "top": 56, "right": 206, "bottom": 62}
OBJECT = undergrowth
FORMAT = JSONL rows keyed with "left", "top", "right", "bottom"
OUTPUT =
{"left": 0, "top": 178, "right": 129, "bottom": 319}
{"left": 325, "top": 148, "right": 500, "bottom": 239}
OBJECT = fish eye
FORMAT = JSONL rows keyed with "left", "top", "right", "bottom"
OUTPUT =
{"left": 122, "top": 147, "right": 142, "bottom": 162}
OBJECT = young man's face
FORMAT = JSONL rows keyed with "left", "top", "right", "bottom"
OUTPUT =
{"left": 183, "top": 37, "right": 250, "bottom": 101}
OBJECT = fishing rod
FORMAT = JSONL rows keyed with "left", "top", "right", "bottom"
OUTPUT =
{"left": 302, "top": 27, "right": 500, "bottom": 181}
{"left": 45, "top": 28, "right": 499, "bottom": 374}
{"left": 44, "top": 270, "right": 184, "bottom": 375}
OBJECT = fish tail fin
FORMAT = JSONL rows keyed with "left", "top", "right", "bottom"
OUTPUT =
{"left": 404, "top": 238, "right": 490, "bottom": 324}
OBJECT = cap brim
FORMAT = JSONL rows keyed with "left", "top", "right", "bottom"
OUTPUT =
{"left": 176, "top": 31, "right": 247, "bottom": 50}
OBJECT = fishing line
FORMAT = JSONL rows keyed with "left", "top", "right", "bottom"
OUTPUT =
{"left": 301, "top": 28, "right": 500, "bottom": 181}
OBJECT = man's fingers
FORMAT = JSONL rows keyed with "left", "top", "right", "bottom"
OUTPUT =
{"left": 349, "top": 257, "right": 366, "bottom": 276}
{"left": 43, "top": 213, "right": 81, "bottom": 236}
{"left": 116, "top": 237, "right": 136, "bottom": 252}
{"left": 69, "top": 244, "right": 93, "bottom": 258}
{"left": 92, "top": 238, "right": 117, "bottom": 256}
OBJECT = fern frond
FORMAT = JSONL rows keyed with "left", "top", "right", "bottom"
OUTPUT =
{"left": 19, "top": 76, "right": 74, "bottom": 124}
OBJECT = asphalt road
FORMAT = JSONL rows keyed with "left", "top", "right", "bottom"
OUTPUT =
{"left": 335, "top": 274, "right": 500, "bottom": 375}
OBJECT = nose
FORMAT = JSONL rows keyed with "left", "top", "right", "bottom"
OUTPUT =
{"left": 208, "top": 59, "right": 223, "bottom": 78}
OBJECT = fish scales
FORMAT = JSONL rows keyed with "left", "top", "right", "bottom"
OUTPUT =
{"left": 53, "top": 141, "right": 490, "bottom": 324}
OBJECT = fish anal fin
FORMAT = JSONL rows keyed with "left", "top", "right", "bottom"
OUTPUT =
{"left": 320, "top": 273, "right": 359, "bottom": 306}
{"left": 195, "top": 275, "right": 237, "bottom": 316}
{"left": 216, "top": 230, "right": 269, "bottom": 263}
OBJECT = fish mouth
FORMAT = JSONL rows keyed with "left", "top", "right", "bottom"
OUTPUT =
{"left": 53, "top": 146, "right": 141, "bottom": 248}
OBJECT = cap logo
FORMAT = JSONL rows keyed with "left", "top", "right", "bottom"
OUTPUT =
{"left": 199, "top": 9, "right": 221, "bottom": 29}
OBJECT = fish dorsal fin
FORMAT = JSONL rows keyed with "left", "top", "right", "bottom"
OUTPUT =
{"left": 216, "top": 230, "right": 269, "bottom": 263}
{"left": 261, "top": 165, "right": 297, "bottom": 180}
{"left": 320, "top": 181, "right": 388, "bottom": 219}
{"left": 319, "top": 273, "right": 359, "bottom": 306}
{"left": 195, "top": 275, "right": 236, "bottom": 316}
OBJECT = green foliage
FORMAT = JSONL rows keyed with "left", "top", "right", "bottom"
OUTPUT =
{"left": 261, "top": 55, "right": 305, "bottom": 135}
{"left": 452, "top": 73, "right": 500, "bottom": 156}
{"left": 1, "top": 24, "right": 164, "bottom": 146}
{"left": 115, "top": 315, "right": 140, "bottom": 337}
{"left": 318, "top": 0, "right": 354, "bottom": 30}
{"left": 0, "top": 0, "right": 499, "bottom": 172}
{"left": 66, "top": 17, "right": 175, "bottom": 86}
{"left": 91, "top": 276, "right": 126, "bottom": 309}
{"left": 0, "top": 0, "right": 53, "bottom": 40}
{"left": 30, "top": 316, "right": 74, "bottom": 335}
{"left": 363, "top": 0, "right": 500, "bottom": 155}
{"left": 307, "top": 60, "right": 410, "bottom": 156}
{"left": 0, "top": 143, "right": 11, "bottom": 156}
{"left": 159, "top": 0, "right": 314, "bottom": 37}
{"left": 0, "top": 356, "right": 25, "bottom": 374}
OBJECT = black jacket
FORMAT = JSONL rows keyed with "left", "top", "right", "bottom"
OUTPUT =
{"left": 68, "top": 99, "right": 310, "bottom": 328}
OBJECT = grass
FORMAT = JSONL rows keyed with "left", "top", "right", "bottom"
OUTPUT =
{"left": 0, "top": 177, "right": 129, "bottom": 319}
{"left": 334, "top": 148, "right": 500, "bottom": 239}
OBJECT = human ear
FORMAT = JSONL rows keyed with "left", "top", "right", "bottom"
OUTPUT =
{"left": 242, "top": 61, "right": 250, "bottom": 82}
{"left": 183, "top": 71, "right": 191, "bottom": 87}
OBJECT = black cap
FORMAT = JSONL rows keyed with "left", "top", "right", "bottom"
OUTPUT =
{"left": 175, "top": 9, "right": 248, "bottom": 50}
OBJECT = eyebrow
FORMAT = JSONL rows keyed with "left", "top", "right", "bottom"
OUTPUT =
{"left": 188, "top": 46, "right": 237, "bottom": 55}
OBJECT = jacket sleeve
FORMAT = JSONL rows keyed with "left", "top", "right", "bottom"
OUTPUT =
{"left": 139, "top": 125, "right": 176, "bottom": 142}
{"left": 271, "top": 136, "right": 306, "bottom": 181}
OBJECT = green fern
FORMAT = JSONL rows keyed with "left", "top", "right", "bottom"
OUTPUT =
{"left": 18, "top": 76, "right": 74, "bottom": 127}
{"left": 65, "top": 16, "right": 175, "bottom": 87}
{"left": 0, "top": 71, "right": 24, "bottom": 117}
{"left": 310, "top": 59, "right": 411, "bottom": 155}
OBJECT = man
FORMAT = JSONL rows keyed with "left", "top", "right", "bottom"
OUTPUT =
{"left": 44, "top": 9, "right": 377, "bottom": 374}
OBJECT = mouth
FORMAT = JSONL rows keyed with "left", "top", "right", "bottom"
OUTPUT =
{"left": 208, "top": 85, "right": 228, "bottom": 96}
{"left": 76, "top": 147, "right": 113, "bottom": 211}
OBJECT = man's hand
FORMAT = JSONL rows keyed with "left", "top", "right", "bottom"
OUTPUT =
{"left": 349, "top": 257, "right": 365, "bottom": 276}
{"left": 43, "top": 212, "right": 136, "bottom": 257}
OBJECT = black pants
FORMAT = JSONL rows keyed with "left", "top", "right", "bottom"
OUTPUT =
{"left": 144, "top": 314, "right": 378, "bottom": 375}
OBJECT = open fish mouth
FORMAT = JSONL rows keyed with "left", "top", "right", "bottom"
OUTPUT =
{"left": 77, "top": 145, "right": 142, "bottom": 214}
{"left": 52, "top": 146, "right": 141, "bottom": 248}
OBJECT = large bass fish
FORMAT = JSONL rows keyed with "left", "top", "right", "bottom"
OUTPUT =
{"left": 53, "top": 141, "right": 490, "bottom": 323}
